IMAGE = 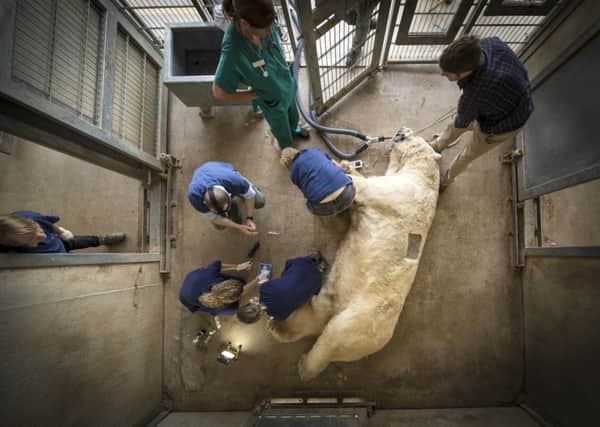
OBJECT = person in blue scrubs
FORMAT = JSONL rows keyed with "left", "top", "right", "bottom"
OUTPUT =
{"left": 280, "top": 147, "right": 356, "bottom": 216}
{"left": 0, "top": 211, "right": 125, "bottom": 253}
{"left": 180, "top": 260, "right": 261, "bottom": 316}
{"left": 236, "top": 253, "right": 327, "bottom": 323}
{"left": 188, "top": 161, "right": 265, "bottom": 236}
{"left": 212, "top": 0, "right": 309, "bottom": 149}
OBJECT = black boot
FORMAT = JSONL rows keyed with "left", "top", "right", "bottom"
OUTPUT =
{"left": 99, "top": 232, "right": 126, "bottom": 245}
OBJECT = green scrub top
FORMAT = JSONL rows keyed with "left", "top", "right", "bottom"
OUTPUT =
{"left": 214, "top": 23, "right": 296, "bottom": 113}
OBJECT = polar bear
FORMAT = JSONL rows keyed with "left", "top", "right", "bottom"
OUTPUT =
{"left": 269, "top": 128, "right": 441, "bottom": 381}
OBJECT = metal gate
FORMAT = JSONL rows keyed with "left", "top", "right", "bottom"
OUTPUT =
{"left": 295, "top": 0, "right": 392, "bottom": 114}
{"left": 295, "top": 0, "right": 567, "bottom": 114}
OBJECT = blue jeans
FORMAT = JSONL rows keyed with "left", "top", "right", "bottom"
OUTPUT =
{"left": 307, "top": 183, "right": 356, "bottom": 216}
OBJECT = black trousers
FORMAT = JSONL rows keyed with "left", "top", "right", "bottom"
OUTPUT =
{"left": 62, "top": 236, "right": 100, "bottom": 252}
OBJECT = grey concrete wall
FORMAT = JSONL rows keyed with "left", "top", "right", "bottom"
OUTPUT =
{"left": 524, "top": 0, "right": 600, "bottom": 80}
{"left": 0, "top": 262, "right": 163, "bottom": 426}
{"left": 521, "top": 4, "right": 600, "bottom": 426}
{"left": 523, "top": 257, "right": 600, "bottom": 427}
{"left": 0, "top": 138, "right": 141, "bottom": 252}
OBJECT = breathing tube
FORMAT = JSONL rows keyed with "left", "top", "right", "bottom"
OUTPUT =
{"left": 287, "top": 1, "right": 390, "bottom": 159}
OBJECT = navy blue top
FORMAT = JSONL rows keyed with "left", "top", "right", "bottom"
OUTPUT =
{"left": 260, "top": 256, "right": 322, "bottom": 321}
{"left": 187, "top": 162, "right": 254, "bottom": 217}
{"left": 0, "top": 210, "right": 66, "bottom": 253}
{"left": 289, "top": 148, "right": 352, "bottom": 205}
{"left": 456, "top": 37, "right": 534, "bottom": 134}
{"left": 179, "top": 260, "right": 245, "bottom": 316}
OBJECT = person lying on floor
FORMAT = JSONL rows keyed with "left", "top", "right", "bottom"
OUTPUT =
{"left": 280, "top": 147, "right": 355, "bottom": 216}
{"left": 0, "top": 210, "right": 125, "bottom": 253}
{"left": 179, "top": 260, "right": 266, "bottom": 316}
{"left": 236, "top": 252, "right": 327, "bottom": 323}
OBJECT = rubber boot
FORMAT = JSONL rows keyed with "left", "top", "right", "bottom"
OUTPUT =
{"left": 99, "top": 232, "right": 126, "bottom": 245}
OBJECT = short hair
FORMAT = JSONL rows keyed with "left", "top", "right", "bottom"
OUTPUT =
{"left": 199, "top": 279, "right": 244, "bottom": 308}
{"left": 236, "top": 302, "right": 262, "bottom": 324}
{"left": 222, "top": 0, "right": 275, "bottom": 28}
{"left": 280, "top": 147, "right": 299, "bottom": 169}
{"left": 439, "top": 35, "right": 481, "bottom": 74}
{"left": 203, "top": 186, "right": 230, "bottom": 214}
{"left": 0, "top": 214, "right": 38, "bottom": 246}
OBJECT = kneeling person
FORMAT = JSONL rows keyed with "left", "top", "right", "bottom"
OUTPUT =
{"left": 188, "top": 161, "right": 265, "bottom": 236}
{"left": 179, "top": 260, "right": 260, "bottom": 316}
{"left": 281, "top": 147, "right": 355, "bottom": 216}
{"left": 237, "top": 254, "right": 325, "bottom": 323}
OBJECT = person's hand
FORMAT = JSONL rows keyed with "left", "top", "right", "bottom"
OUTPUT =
{"left": 58, "top": 227, "right": 74, "bottom": 241}
{"left": 236, "top": 261, "right": 253, "bottom": 271}
{"left": 258, "top": 269, "right": 270, "bottom": 284}
{"left": 339, "top": 160, "right": 352, "bottom": 173}
{"left": 246, "top": 218, "right": 257, "bottom": 232}
{"left": 238, "top": 225, "right": 258, "bottom": 236}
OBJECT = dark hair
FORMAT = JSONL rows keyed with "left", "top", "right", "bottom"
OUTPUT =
{"left": 236, "top": 302, "right": 262, "bottom": 324}
{"left": 439, "top": 35, "right": 481, "bottom": 73}
{"left": 222, "top": 0, "right": 275, "bottom": 28}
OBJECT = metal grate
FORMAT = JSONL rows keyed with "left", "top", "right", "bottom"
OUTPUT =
{"left": 387, "top": 0, "right": 561, "bottom": 63}
{"left": 317, "top": 7, "right": 379, "bottom": 103}
{"left": 12, "top": 0, "right": 104, "bottom": 124}
{"left": 112, "top": 29, "right": 159, "bottom": 155}
{"left": 112, "top": 0, "right": 295, "bottom": 60}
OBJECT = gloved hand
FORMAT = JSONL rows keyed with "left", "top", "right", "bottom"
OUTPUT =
{"left": 236, "top": 261, "right": 253, "bottom": 271}
{"left": 58, "top": 227, "right": 74, "bottom": 241}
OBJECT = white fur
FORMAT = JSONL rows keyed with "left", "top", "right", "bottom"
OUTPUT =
{"left": 268, "top": 132, "right": 440, "bottom": 380}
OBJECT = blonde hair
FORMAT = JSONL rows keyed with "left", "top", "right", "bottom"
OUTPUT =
{"left": 199, "top": 279, "right": 244, "bottom": 308}
{"left": 0, "top": 214, "right": 39, "bottom": 246}
{"left": 280, "top": 147, "right": 299, "bottom": 169}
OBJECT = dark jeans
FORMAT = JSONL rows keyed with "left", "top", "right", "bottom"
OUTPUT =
{"left": 62, "top": 236, "right": 100, "bottom": 252}
{"left": 307, "top": 183, "right": 356, "bottom": 216}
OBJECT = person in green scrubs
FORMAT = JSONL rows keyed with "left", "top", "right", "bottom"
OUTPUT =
{"left": 212, "top": 0, "right": 309, "bottom": 149}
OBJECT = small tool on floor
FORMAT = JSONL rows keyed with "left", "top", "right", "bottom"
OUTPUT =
{"left": 247, "top": 242, "right": 261, "bottom": 259}
{"left": 192, "top": 315, "right": 222, "bottom": 346}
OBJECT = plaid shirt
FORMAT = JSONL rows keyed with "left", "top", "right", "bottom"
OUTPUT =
{"left": 456, "top": 37, "right": 534, "bottom": 134}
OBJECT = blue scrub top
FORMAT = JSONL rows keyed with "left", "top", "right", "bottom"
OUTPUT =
{"left": 187, "top": 162, "right": 252, "bottom": 214}
{"left": 0, "top": 210, "right": 66, "bottom": 253}
{"left": 259, "top": 256, "right": 322, "bottom": 321}
{"left": 179, "top": 260, "right": 245, "bottom": 316}
{"left": 290, "top": 148, "right": 352, "bottom": 204}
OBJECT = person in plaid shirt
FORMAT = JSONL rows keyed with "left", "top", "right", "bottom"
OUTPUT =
{"left": 431, "top": 35, "right": 534, "bottom": 190}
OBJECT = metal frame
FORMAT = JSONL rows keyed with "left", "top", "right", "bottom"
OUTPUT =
{"left": 0, "top": 252, "right": 161, "bottom": 269}
{"left": 297, "top": 0, "right": 392, "bottom": 114}
{"left": 0, "top": 0, "right": 164, "bottom": 176}
{"left": 524, "top": 247, "right": 600, "bottom": 257}
{"left": 0, "top": 0, "right": 170, "bottom": 270}
{"left": 394, "top": 0, "right": 473, "bottom": 45}
{"left": 516, "top": 21, "right": 600, "bottom": 201}
{"left": 484, "top": 0, "right": 559, "bottom": 17}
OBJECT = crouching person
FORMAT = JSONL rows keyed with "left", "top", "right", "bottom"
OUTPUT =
{"left": 188, "top": 161, "right": 265, "bottom": 236}
{"left": 0, "top": 210, "right": 125, "bottom": 253}
{"left": 280, "top": 147, "right": 355, "bottom": 216}
{"left": 237, "top": 252, "right": 327, "bottom": 323}
{"left": 179, "top": 260, "right": 262, "bottom": 316}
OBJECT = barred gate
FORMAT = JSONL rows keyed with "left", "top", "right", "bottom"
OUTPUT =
{"left": 114, "top": 0, "right": 566, "bottom": 114}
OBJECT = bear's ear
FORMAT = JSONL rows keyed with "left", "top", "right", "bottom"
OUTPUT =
{"left": 433, "top": 152, "right": 442, "bottom": 163}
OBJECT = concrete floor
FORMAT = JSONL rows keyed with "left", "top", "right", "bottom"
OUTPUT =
{"left": 163, "top": 66, "right": 523, "bottom": 411}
